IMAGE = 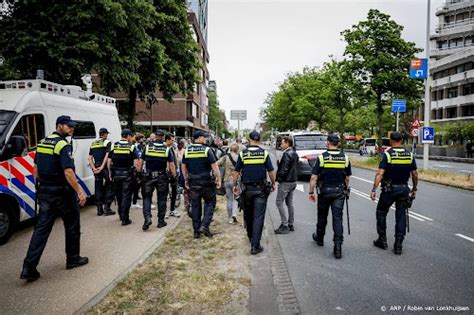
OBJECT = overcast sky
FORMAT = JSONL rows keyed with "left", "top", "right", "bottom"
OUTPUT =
{"left": 207, "top": 0, "right": 444, "bottom": 130}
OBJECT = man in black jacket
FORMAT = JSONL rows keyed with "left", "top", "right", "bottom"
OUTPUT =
{"left": 275, "top": 136, "right": 299, "bottom": 234}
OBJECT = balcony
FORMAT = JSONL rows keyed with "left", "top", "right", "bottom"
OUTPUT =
{"left": 436, "top": 0, "right": 473, "bottom": 16}
{"left": 435, "top": 19, "right": 474, "bottom": 37}
{"left": 432, "top": 69, "right": 474, "bottom": 88}
{"left": 431, "top": 42, "right": 474, "bottom": 57}
{"left": 431, "top": 94, "right": 474, "bottom": 108}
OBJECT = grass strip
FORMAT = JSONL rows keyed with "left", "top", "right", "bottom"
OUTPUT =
{"left": 89, "top": 197, "right": 251, "bottom": 314}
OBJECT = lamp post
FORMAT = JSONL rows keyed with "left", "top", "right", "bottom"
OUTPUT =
{"left": 423, "top": 0, "right": 431, "bottom": 170}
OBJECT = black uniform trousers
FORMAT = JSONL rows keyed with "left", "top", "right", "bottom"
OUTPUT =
{"left": 190, "top": 179, "right": 216, "bottom": 232}
{"left": 243, "top": 186, "right": 268, "bottom": 248}
{"left": 376, "top": 185, "right": 410, "bottom": 240}
{"left": 169, "top": 175, "right": 178, "bottom": 211}
{"left": 113, "top": 169, "right": 133, "bottom": 222}
{"left": 142, "top": 173, "right": 168, "bottom": 221}
{"left": 316, "top": 187, "right": 345, "bottom": 244}
{"left": 94, "top": 168, "right": 114, "bottom": 206}
{"left": 24, "top": 188, "right": 80, "bottom": 268}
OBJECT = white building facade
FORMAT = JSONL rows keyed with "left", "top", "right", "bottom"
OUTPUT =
{"left": 430, "top": 0, "right": 474, "bottom": 123}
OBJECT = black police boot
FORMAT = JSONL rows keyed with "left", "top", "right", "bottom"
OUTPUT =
{"left": 97, "top": 205, "right": 104, "bottom": 216}
{"left": 157, "top": 220, "right": 168, "bottom": 228}
{"left": 20, "top": 265, "right": 40, "bottom": 282}
{"left": 288, "top": 224, "right": 295, "bottom": 232}
{"left": 194, "top": 231, "right": 201, "bottom": 239}
{"left": 199, "top": 226, "right": 213, "bottom": 238}
{"left": 121, "top": 219, "right": 132, "bottom": 226}
{"left": 251, "top": 245, "right": 264, "bottom": 255}
{"left": 142, "top": 218, "right": 152, "bottom": 231}
{"left": 66, "top": 256, "right": 89, "bottom": 270}
{"left": 274, "top": 224, "right": 290, "bottom": 234}
{"left": 373, "top": 237, "right": 388, "bottom": 250}
{"left": 312, "top": 233, "right": 324, "bottom": 246}
{"left": 104, "top": 203, "right": 116, "bottom": 216}
{"left": 334, "top": 243, "right": 342, "bottom": 259}
{"left": 394, "top": 239, "right": 403, "bottom": 255}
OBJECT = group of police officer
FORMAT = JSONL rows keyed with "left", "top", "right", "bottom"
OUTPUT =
{"left": 20, "top": 114, "right": 418, "bottom": 282}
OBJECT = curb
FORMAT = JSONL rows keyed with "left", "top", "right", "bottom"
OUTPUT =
{"left": 265, "top": 211, "right": 301, "bottom": 314}
{"left": 74, "top": 214, "right": 184, "bottom": 314}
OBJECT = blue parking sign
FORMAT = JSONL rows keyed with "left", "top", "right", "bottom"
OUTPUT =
{"left": 392, "top": 99, "right": 406, "bottom": 112}
{"left": 421, "top": 126, "right": 434, "bottom": 144}
{"left": 410, "top": 58, "right": 428, "bottom": 79}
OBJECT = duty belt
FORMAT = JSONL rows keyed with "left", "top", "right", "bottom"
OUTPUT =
{"left": 148, "top": 170, "right": 167, "bottom": 178}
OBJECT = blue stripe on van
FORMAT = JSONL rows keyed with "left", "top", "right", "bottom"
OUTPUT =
{"left": 0, "top": 184, "right": 35, "bottom": 217}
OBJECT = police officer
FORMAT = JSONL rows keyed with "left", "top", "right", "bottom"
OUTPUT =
{"left": 181, "top": 130, "right": 221, "bottom": 239}
{"left": 165, "top": 133, "right": 181, "bottom": 218}
{"left": 308, "top": 134, "right": 351, "bottom": 259}
{"left": 21, "top": 116, "right": 88, "bottom": 282}
{"left": 107, "top": 129, "right": 141, "bottom": 226}
{"left": 140, "top": 130, "right": 176, "bottom": 231}
{"left": 88, "top": 127, "right": 115, "bottom": 216}
{"left": 370, "top": 132, "right": 418, "bottom": 255}
{"left": 233, "top": 131, "right": 275, "bottom": 255}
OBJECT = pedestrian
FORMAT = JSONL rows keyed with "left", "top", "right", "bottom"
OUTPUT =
{"left": 236, "top": 137, "right": 247, "bottom": 152}
{"left": 221, "top": 139, "right": 229, "bottom": 155}
{"left": 131, "top": 132, "right": 145, "bottom": 209}
{"left": 107, "top": 129, "right": 141, "bottom": 226}
{"left": 274, "top": 136, "right": 299, "bottom": 234}
{"left": 466, "top": 140, "right": 472, "bottom": 158}
{"left": 139, "top": 129, "right": 176, "bottom": 231}
{"left": 233, "top": 131, "right": 276, "bottom": 255}
{"left": 370, "top": 131, "right": 418, "bottom": 255}
{"left": 165, "top": 133, "right": 181, "bottom": 218}
{"left": 218, "top": 142, "right": 240, "bottom": 224}
{"left": 308, "top": 134, "right": 351, "bottom": 259}
{"left": 181, "top": 130, "right": 221, "bottom": 239}
{"left": 88, "top": 127, "right": 115, "bottom": 216}
{"left": 21, "top": 115, "right": 88, "bottom": 282}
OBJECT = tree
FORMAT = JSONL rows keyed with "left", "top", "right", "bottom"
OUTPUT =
{"left": 342, "top": 9, "right": 423, "bottom": 146}
{"left": 208, "top": 88, "right": 228, "bottom": 137}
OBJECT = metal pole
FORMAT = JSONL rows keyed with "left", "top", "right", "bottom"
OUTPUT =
{"left": 238, "top": 120, "right": 240, "bottom": 137}
{"left": 396, "top": 112, "right": 400, "bottom": 132}
{"left": 423, "top": 0, "right": 431, "bottom": 170}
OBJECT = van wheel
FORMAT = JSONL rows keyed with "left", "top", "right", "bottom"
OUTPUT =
{"left": 0, "top": 207, "right": 15, "bottom": 245}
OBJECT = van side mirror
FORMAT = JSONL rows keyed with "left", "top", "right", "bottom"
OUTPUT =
{"left": 6, "top": 135, "right": 28, "bottom": 157}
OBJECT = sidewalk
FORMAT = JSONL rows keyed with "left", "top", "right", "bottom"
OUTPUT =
{"left": 0, "top": 202, "right": 182, "bottom": 315}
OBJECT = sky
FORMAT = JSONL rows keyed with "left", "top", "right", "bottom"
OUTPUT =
{"left": 207, "top": 0, "right": 444, "bottom": 130}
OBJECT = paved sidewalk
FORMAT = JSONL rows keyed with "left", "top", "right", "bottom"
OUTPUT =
{"left": 0, "top": 202, "right": 182, "bottom": 315}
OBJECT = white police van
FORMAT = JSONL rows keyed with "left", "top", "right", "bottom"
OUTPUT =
{"left": 0, "top": 78, "right": 121, "bottom": 244}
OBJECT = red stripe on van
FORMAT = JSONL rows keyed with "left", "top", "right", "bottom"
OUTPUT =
{"left": 15, "top": 157, "right": 34, "bottom": 174}
{"left": 0, "top": 175, "right": 7, "bottom": 187}
{"left": 9, "top": 164, "right": 25, "bottom": 184}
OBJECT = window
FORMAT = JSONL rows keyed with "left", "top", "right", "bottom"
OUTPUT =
{"left": 461, "top": 105, "right": 474, "bottom": 117}
{"left": 73, "top": 121, "right": 96, "bottom": 139}
{"left": 446, "top": 107, "right": 457, "bottom": 119}
{"left": 192, "top": 103, "right": 197, "bottom": 118}
{"left": 11, "top": 114, "right": 45, "bottom": 151}
{"left": 447, "top": 87, "right": 458, "bottom": 98}
{"left": 293, "top": 135, "right": 328, "bottom": 150}
{"left": 462, "top": 83, "right": 473, "bottom": 96}
{"left": 0, "top": 110, "right": 16, "bottom": 138}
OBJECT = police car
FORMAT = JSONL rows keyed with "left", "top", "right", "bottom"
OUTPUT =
{"left": 275, "top": 131, "right": 328, "bottom": 176}
{"left": 0, "top": 77, "right": 121, "bottom": 244}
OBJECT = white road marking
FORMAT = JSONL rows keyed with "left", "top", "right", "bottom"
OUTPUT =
{"left": 351, "top": 188, "right": 425, "bottom": 222}
{"left": 459, "top": 170, "right": 472, "bottom": 173}
{"left": 351, "top": 176, "right": 373, "bottom": 184}
{"left": 296, "top": 184, "right": 304, "bottom": 192}
{"left": 409, "top": 212, "right": 434, "bottom": 222}
{"left": 455, "top": 233, "right": 474, "bottom": 243}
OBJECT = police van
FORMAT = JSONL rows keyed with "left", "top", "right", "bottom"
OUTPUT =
{"left": 275, "top": 131, "right": 328, "bottom": 176}
{"left": 0, "top": 78, "right": 121, "bottom": 244}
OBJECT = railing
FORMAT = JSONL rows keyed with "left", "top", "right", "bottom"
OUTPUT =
{"left": 436, "top": 0, "right": 472, "bottom": 13}
{"left": 436, "top": 18, "right": 474, "bottom": 31}
{"left": 432, "top": 41, "right": 474, "bottom": 54}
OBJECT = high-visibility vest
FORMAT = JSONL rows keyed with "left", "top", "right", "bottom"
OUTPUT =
{"left": 318, "top": 150, "right": 349, "bottom": 169}
{"left": 384, "top": 148, "right": 413, "bottom": 165}
{"left": 145, "top": 142, "right": 169, "bottom": 158}
{"left": 36, "top": 133, "right": 71, "bottom": 184}
{"left": 239, "top": 147, "right": 268, "bottom": 165}
{"left": 184, "top": 144, "right": 210, "bottom": 159}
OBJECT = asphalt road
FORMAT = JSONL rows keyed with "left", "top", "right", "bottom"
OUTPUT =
{"left": 346, "top": 152, "right": 474, "bottom": 175}
{"left": 267, "top": 153, "right": 473, "bottom": 314}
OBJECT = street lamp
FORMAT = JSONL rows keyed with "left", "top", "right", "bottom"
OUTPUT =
{"left": 423, "top": 0, "right": 431, "bottom": 170}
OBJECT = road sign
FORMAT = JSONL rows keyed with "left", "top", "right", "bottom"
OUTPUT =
{"left": 230, "top": 110, "right": 247, "bottom": 121}
{"left": 391, "top": 99, "right": 406, "bottom": 112}
{"left": 421, "top": 126, "right": 434, "bottom": 144}
{"left": 410, "top": 58, "right": 427, "bottom": 79}
{"left": 410, "top": 128, "right": 419, "bottom": 138}
{"left": 411, "top": 118, "right": 421, "bottom": 128}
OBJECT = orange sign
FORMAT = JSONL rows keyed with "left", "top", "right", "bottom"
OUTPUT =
{"left": 411, "top": 59, "right": 422, "bottom": 69}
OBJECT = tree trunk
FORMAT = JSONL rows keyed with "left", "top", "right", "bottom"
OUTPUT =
{"left": 126, "top": 87, "right": 137, "bottom": 129}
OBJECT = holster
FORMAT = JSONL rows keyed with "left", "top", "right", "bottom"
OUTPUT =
{"left": 381, "top": 179, "right": 392, "bottom": 193}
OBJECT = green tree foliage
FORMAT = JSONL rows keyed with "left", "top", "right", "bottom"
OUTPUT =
{"left": 0, "top": 0, "right": 200, "bottom": 127}
{"left": 208, "top": 88, "right": 228, "bottom": 137}
{"left": 342, "top": 9, "right": 423, "bottom": 145}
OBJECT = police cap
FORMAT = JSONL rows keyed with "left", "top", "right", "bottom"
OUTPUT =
{"left": 390, "top": 131, "right": 403, "bottom": 141}
{"left": 121, "top": 129, "right": 133, "bottom": 137}
{"left": 327, "top": 134, "right": 340, "bottom": 144}
{"left": 193, "top": 130, "right": 209, "bottom": 139}
{"left": 249, "top": 130, "right": 261, "bottom": 141}
{"left": 56, "top": 115, "right": 78, "bottom": 128}
{"left": 155, "top": 129, "right": 165, "bottom": 137}
{"left": 99, "top": 127, "right": 109, "bottom": 134}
